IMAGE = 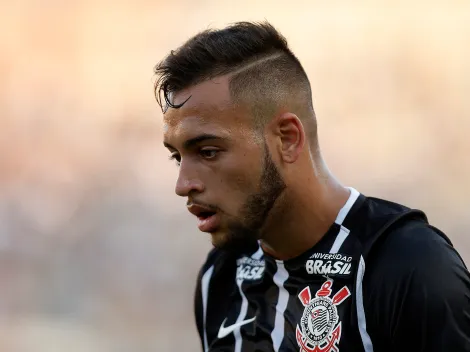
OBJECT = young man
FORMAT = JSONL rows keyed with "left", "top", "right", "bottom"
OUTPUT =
{"left": 154, "top": 22, "right": 470, "bottom": 352}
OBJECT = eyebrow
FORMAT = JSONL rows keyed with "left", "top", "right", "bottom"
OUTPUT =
{"left": 164, "top": 134, "right": 227, "bottom": 150}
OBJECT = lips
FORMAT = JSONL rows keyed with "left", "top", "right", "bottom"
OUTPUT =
{"left": 187, "top": 204, "right": 220, "bottom": 232}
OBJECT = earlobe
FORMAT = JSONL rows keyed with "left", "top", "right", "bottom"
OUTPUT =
{"left": 277, "top": 113, "right": 305, "bottom": 163}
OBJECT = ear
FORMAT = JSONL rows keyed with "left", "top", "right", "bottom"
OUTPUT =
{"left": 273, "top": 112, "right": 305, "bottom": 163}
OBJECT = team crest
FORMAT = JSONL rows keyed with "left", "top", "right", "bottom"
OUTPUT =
{"left": 296, "top": 279, "right": 350, "bottom": 352}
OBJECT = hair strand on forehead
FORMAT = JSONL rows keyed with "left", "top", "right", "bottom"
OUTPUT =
{"left": 154, "top": 20, "right": 318, "bottom": 148}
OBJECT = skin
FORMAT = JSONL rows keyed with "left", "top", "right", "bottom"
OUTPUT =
{"left": 163, "top": 75, "right": 350, "bottom": 260}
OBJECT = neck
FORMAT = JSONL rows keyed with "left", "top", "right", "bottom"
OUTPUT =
{"left": 260, "top": 167, "right": 350, "bottom": 261}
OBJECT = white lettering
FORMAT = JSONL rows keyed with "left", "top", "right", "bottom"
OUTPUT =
{"left": 305, "top": 259, "right": 353, "bottom": 276}
{"left": 322, "top": 261, "right": 332, "bottom": 274}
{"left": 254, "top": 266, "right": 264, "bottom": 280}
{"left": 236, "top": 266, "right": 242, "bottom": 277}
{"left": 339, "top": 263, "right": 351, "bottom": 274}
{"left": 242, "top": 266, "right": 251, "bottom": 278}
{"left": 306, "top": 260, "right": 314, "bottom": 274}
{"left": 313, "top": 260, "right": 323, "bottom": 274}
{"left": 331, "top": 261, "right": 343, "bottom": 274}
{"left": 236, "top": 257, "right": 264, "bottom": 266}
{"left": 236, "top": 264, "right": 265, "bottom": 281}
{"left": 246, "top": 266, "right": 254, "bottom": 280}
{"left": 310, "top": 253, "right": 353, "bottom": 261}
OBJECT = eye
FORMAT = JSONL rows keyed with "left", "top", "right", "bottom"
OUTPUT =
{"left": 200, "top": 149, "right": 219, "bottom": 160}
{"left": 168, "top": 153, "right": 181, "bottom": 166}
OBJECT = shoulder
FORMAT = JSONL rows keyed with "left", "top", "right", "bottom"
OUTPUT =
{"left": 362, "top": 220, "right": 470, "bottom": 348}
{"left": 364, "top": 220, "right": 468, "bottom": 297}
{"left": 367, "top": 220, "right": 466, "bottom": 280}
{"left": 356, "top": 195, "right": 464, "bottom": 273}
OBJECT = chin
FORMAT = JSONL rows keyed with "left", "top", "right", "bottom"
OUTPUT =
{"left": 210, "top": 230, "right": 229, "bottom": 249}
{"left": 210, "top": 231, "right": 258, "bottom": 255}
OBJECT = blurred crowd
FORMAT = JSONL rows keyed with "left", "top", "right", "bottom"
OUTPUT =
{"left": 0, "top": 1, "right": 469, "bottom": 351}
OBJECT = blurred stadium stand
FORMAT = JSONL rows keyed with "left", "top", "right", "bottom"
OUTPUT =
{"left": 0, "top": 0, "right": 469, "bottom": 350}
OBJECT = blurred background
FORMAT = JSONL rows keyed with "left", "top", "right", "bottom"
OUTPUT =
{"left": 0, "top": 0, "right": 469, "bottom": 350}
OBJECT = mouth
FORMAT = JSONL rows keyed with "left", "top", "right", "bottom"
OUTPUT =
{"left": 187, "top": 204, "right": 220, "bottom": 233}
{"left": 196, "top": 211, "right": 220, "bottom": 233}
{"left": 196, "top": 211, "right": 216, "bottom": 221}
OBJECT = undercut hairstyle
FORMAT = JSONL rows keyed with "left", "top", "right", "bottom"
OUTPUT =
{"left": 154, "top": 21, "right": 318, "bottom": 145}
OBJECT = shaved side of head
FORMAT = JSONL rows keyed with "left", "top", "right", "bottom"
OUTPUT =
{"left": 228, "top": 52, "right": 317, "bottom": 149}
{"left": 154, "top": 21, "right": 319, "bottom": 151}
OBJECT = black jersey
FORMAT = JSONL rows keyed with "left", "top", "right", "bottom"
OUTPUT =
{"left": 194, "top": 188, "right": 470, "bottom": 352}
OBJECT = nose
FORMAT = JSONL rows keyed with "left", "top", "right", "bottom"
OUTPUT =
{"left": 174, "top": 162, "right": 204, "bottom": 197}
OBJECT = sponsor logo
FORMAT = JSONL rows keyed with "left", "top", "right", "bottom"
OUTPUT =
{"left": 217, "top": 317, "right": 256, "bottom": 339}
{"left": 236, "top": 257, "right": 265, "bottom": 281}
{"left": 306, "top": 253, "right": 353, "bottom": 277}
{"left": 296, "top": 279, "right": 351, "bottom": 352}
{"left": 309, "top": 253, "right": 352, "bottom": 261}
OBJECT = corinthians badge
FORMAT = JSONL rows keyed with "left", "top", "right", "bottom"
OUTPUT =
{"left": 296, "top": 279, "right": 351, "bottom": 352}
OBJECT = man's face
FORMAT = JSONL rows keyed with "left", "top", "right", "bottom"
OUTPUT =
{"left": 163, "top": 77, "right": 286, "bottom": 253}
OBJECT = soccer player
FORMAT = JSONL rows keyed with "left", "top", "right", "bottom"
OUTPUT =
{"left": 154, "top": 21, "right": 470, "bottom": 352}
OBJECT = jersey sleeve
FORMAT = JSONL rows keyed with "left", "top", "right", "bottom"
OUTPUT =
{"left": 363, "top": 222, "right": 470, "bottom": 351}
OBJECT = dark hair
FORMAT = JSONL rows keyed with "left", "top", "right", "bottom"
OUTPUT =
{"left": 153, "top": 21, "right": 314, "bottom": 116}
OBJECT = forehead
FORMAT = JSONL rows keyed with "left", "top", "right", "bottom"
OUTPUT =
{"left": 163, "top": 77, "right": 251, "bottom": 142}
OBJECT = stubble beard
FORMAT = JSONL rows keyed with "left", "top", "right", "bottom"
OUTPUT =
{"left": 214, "top": 143, "right": 287, "bottom": 255}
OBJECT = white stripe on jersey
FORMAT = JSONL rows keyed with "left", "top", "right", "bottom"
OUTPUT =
{"left": 234, "top": 246, "right": 264, "bottom": 352}
{"left": 234, "top": 282, "right": 249, "bottom": 352}
{"left": 252, "top": 245, "right": 264, "bottom": 260}
{"left": 271, "top": 261, "right": 289, "bottom": 351}
{"left": 335, "top": 187, "right": 360, "bottom": 225}
{"left": 201, "top": 266, "right": 215, "bottom": 352}
{"left": 356, "top": 256, "right": 374, "bottom": 352}
{"left": 330, "top": 225, "right": 350, "bottom": 254}
{"left": 334, "top": 188, "right": 374, "bottom": 351}
{"left": 330, "top": 187, "right": 359, "bottom": 253}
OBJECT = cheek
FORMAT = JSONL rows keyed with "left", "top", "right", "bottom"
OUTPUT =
{"left": 216, "top": 158, "right": 261, "bottom": 200}
{"left": 225, "top": 170, "right": 255, "bottom": 191}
